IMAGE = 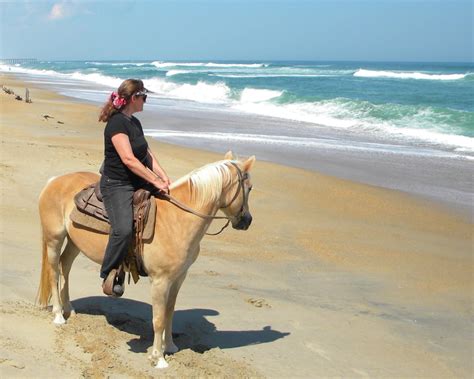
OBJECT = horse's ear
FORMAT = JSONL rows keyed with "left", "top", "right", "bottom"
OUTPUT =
{"left": 224, "top": 151, "right": 233, "bottom": 160}
{"left": 243, "top": 155, "right": 256, "bottom": 171}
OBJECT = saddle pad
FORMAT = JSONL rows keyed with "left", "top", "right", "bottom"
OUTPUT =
{"left": 70, "top": 199, "right": 157, "bottom": 241}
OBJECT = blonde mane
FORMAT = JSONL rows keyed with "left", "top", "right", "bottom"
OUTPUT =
{"left": 171, "top": 160, "right": 237, "bottom": 208}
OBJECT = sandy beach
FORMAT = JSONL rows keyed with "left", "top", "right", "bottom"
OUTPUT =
{"left": 1, "top": 74, "right": 472, "bottom": 377}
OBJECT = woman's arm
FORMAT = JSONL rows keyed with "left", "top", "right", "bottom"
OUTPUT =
{"left": 147, "top": 148, "right": 172, "bottom": 185}
{"left": 111, "top": 133, "right": 169, "bottom": 192}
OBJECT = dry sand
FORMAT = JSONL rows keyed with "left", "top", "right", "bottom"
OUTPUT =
{"left": 0, "top": 74, "right": 472, "bottom": 378}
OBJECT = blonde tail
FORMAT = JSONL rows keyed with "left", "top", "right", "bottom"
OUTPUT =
{"left": 36, "top": 236, "right": 52, "bottom": 308}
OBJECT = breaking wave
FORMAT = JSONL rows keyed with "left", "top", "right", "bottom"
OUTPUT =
{"left": 152, "top": 61, "right": 268, "bottom": 68}
{"left": 354, "top": 69, "right": 468, "bottom": 80}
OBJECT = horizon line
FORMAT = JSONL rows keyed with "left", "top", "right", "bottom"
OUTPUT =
{"left": 1, "top": 58, "right": 473, "bottom": 64}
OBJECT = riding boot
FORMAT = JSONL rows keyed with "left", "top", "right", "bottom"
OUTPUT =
{"left": 102, "top": 266, "right": 125, "bottom": 297}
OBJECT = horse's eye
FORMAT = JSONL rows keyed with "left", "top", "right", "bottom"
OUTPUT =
{"left": 248, "top": 186, "right": 253, "bottom": 192}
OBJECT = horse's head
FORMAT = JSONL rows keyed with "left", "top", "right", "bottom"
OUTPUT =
{"left": 220, "top": 151, "right": 255, "bottom": 231}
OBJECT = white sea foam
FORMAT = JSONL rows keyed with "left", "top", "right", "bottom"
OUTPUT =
{"left": 152, "top": 61, "right": 267, "bottom": 68}
{"left": 143, "top": 129, "right": 470, "bottom": 159}
{"left": 0, "top": 64, "right": 125, "bottom": 90}
{"left": 232, "top": 100, "right": 357, "bottom": 128}
{"left": 145, "top": 77, "right": 231, "bottom": 103}
{"left": 240, "top": 88, "right": 283, "bottom": 103}
{"left": 0, "top": 64, "right": 63, "bottom": 77}
{"left": 204, "top": 63, "right": 268, "bottom": 68}
{"left": 144, "top": 129, "right": 360, "bottom": 149}
{"left": 210, "top": 67, "right": 353, "bottom": 78}
{"left": 354, "top": 69, "right": 467, "bottom": 80}
{"left": 152, "top": 61, "right": 201, "bottom": 68}
{"left": 86, "top": 61, "right": 148, "bottom": 66}
{"left": 69, "top": 72, "right": 122, "bottom": 88}
{"left": 153, "top": 62, "right": 350, "bottom": 78}
{"left": 231, "top": 99, "right": 474, "bottom": 152}
{"left": 169, "top": 81, "right": 230, "bottom": 103}
{"left": 165, "top": 70, "right": 191, "bottom": 77}
{"left": 0, "top": 62, "right": 231, "bottom": 104}
{"left": 211, "top": 74, "right": 336, "bottom": 78}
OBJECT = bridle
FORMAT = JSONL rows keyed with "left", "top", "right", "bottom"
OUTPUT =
{"left": 158, "top": 162, "right": 251, "bottom": 235}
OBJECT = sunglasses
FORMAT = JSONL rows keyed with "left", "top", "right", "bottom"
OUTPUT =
{"left": 135, "top": 91, "right": 147, "bottom": 102}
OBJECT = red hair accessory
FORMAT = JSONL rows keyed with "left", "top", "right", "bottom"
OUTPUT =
{"left": 110, "top": 91, "right": 127, "bottom": 109}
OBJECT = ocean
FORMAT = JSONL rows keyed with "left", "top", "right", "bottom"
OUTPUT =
{"left": 1, "top": 60, "right": 473, "bottom": 210}
{"left": 2, "top": 60, "right": 473, "bottom": 154}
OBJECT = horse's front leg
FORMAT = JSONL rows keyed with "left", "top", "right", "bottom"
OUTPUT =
{"left": 59, "top": 239, "right": 80, "bottom": 318}
{"left": 164, "top": 271, "right": 188, "bottom": 354}
{"left": 150, "top": 276, "right": 172, "bottom": 369}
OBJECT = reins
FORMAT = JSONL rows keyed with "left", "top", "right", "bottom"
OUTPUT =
{"left": 148, "top": 162, "right": 247, "bottom": 236}
{"left": 159, "top": 192, "right": 231, "bottom": 236}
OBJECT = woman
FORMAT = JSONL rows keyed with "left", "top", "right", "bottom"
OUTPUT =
{"left": 98, "top": 79, "right": 171, "bottom": 297}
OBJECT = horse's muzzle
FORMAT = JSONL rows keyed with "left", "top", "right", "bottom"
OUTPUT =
{"left": 233, "top": 212, "right": 252, "bottom": 230}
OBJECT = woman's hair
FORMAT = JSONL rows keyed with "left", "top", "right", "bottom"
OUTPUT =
{"left": 98, "top": 79, "right": 145, "bottom": 122}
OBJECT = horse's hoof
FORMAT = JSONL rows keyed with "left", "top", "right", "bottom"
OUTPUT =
{"left": 64, "top": 308, "right": 76, "bottom": 319}
{"left": 155, "top": 357, "right": 169, "bottom": 369}
{"left": 165, "top": 343, "right": 179, "bottom": 354}
{"left": 53, "top": 313, "right": 66, "bottom": 325}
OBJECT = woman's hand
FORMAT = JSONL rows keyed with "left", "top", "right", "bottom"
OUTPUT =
{"left": 163, "top": 176, "right": 172, "bottom": 187}
{"left": 152, "top": 178, "right": 169, "bottom": 194}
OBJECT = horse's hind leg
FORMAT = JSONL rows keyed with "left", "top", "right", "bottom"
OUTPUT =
{"left": 59, "top": 238, "right": 80, "bottom": 318}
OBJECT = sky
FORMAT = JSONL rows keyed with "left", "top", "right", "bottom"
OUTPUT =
{"left": 0, "top": 0, "right": 472, "bottom": 62}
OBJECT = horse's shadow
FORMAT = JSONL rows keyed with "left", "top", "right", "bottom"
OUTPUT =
{"left": 72, "top": 297, "right": 289, "bottom": 354}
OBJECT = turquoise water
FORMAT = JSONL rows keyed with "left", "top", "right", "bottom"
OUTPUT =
{"left": 2, "top": 60, "right": 473, "bottom": 153}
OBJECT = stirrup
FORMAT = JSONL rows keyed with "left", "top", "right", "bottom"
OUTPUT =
{"left": 102, "top": 268, "right": 125, "bottom": 297}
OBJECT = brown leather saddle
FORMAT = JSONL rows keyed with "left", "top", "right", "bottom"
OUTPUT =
{"left": 71, "top": 181, "right": 156, "bottom": 279}
{"left": 74, "top": 182, "right": 109, "bottom": 222}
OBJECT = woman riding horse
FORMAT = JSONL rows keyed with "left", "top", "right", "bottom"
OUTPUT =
{"left": 38, "top": 149, "right": 255, "bottom": 368}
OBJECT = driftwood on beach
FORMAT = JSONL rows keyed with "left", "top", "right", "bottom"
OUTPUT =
{"left": 2, "top": 85, "right": 14, "bottom": 95}
{"left": 2, "top": 84, "right": 32, "bottom": 103}
{"left": 25, "top": 88, "right": 32, "bottom": 103}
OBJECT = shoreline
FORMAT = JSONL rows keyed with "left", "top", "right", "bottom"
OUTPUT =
{"left": 1, "top": 73, "right": 473, "bottom": 377}
{"left": 5, "top": 71, "right": 473, "bottom": 218}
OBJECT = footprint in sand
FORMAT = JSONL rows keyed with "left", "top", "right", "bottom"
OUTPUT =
{"left": 246, "top": 298, "right": 271, "bottom": 308}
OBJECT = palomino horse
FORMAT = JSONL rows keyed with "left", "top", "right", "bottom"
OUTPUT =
{"left": 37, "top": 151, "right": 255, "bottom": 368}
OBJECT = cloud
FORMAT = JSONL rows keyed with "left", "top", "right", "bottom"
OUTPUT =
{"left": 46, "top": 1, "right": 93, "bottom": 21}
{"left": 48, "top": 2, "right": 67, "bottom": 20}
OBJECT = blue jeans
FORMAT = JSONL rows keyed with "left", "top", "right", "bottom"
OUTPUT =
{"left": 99, "top": 175, "right": 135, "bottom": 279}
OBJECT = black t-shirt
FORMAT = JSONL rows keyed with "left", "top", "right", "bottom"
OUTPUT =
{"left": 103, "top": 112, "right": 150, "bottom": 185}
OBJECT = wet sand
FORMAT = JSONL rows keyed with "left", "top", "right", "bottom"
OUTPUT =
{"left": 1, "top": 74, "right": 472, "bottom": 377}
